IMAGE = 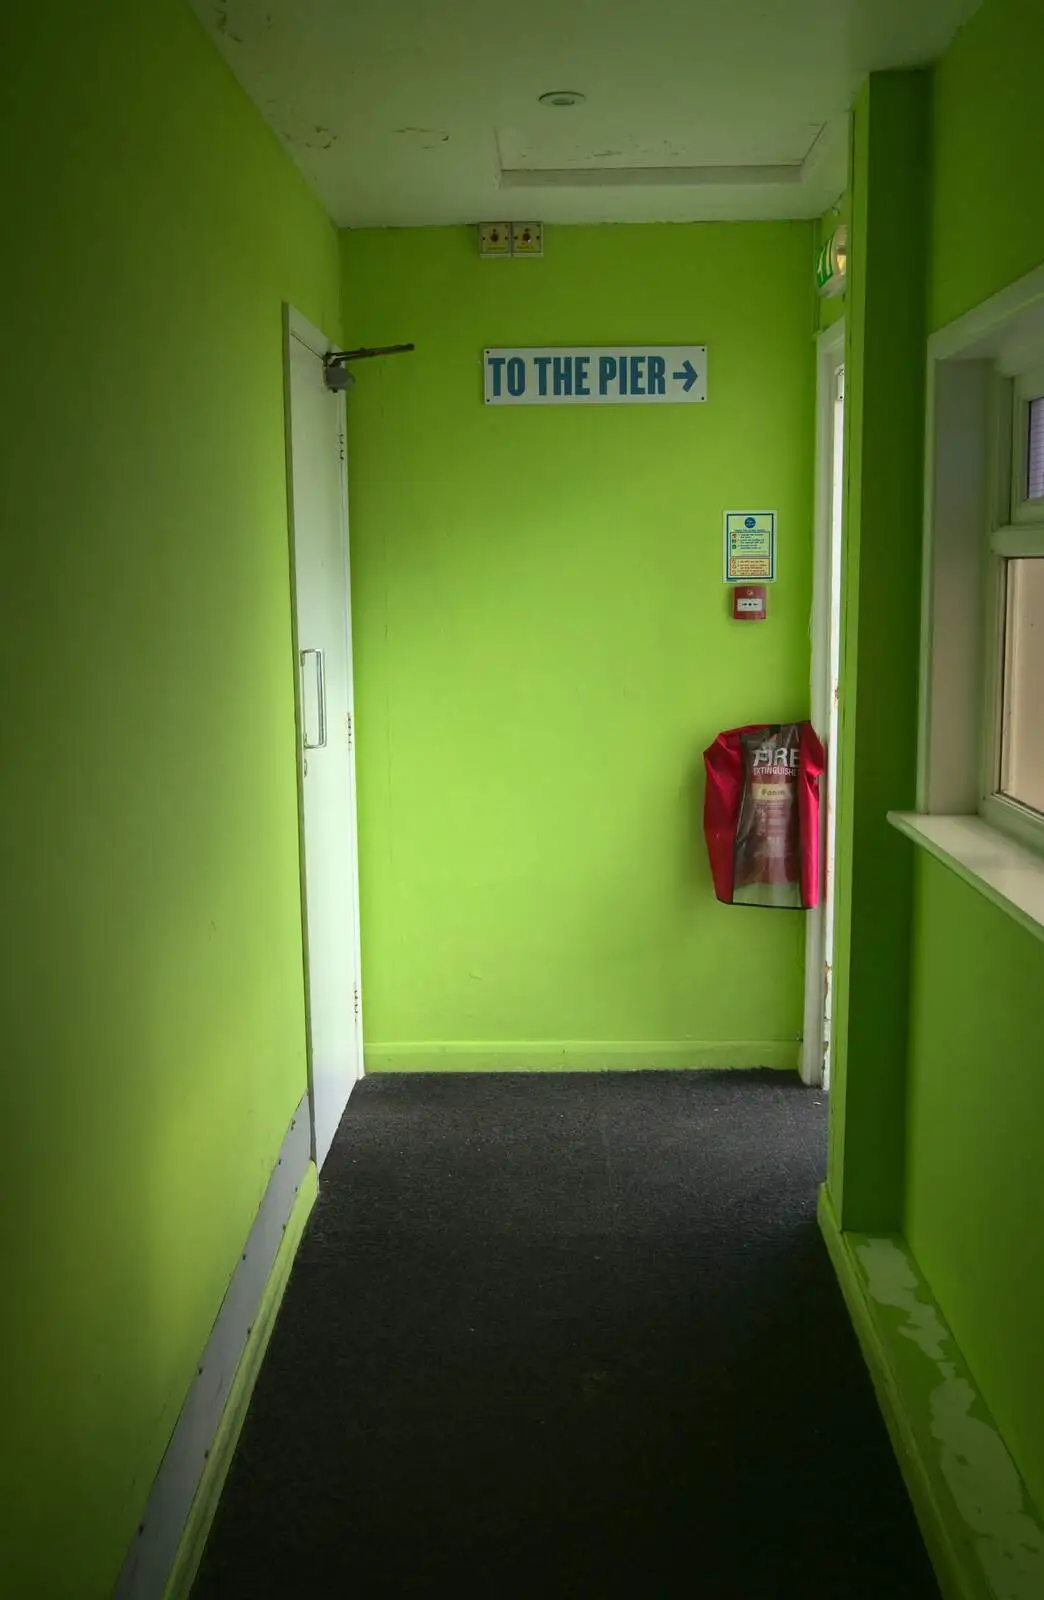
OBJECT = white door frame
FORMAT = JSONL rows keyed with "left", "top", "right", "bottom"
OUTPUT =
{"left": 283, "top": 304, "right": 365, "bottom": 1164}
{"left": 801, "top": 318, "right": 845, "bottom": 1087}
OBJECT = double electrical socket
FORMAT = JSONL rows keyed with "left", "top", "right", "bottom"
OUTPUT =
{"left": 479, "top": 221, "right": 543, "bottom": 258}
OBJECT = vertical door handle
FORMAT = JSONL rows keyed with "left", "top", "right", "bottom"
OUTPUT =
{"left": 300, "top": 648, "right": 327, "bottom": 749}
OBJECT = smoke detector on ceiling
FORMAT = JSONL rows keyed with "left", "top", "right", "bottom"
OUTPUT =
{"left": 538, "top": 90, "right": 586, "bottom": 108}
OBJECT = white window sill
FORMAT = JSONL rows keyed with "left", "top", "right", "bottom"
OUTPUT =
{"left": 888, "top": 811, "right": 1044, "bottom": 944}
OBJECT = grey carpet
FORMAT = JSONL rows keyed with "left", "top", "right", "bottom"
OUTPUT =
{"left": 193, "top": 1070, "right": 939, "bottom": 1597}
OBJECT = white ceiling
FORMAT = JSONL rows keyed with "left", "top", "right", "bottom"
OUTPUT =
{"left": 193, "top": 0, "right": 981, "bottom": 227}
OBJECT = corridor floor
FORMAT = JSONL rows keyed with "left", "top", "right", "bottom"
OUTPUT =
{"left": 193, "top": 1071, "right": 939, "bottom": 1598}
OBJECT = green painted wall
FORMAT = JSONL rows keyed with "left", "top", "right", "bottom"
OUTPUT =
{"left": 826, "top": 73, "right": 929, "bottom": 1231}
{"left": 899, "top": 0, "right": 1044, "bottom": 1521}
{"left": 906, "top": 857, "right": 1044, "bottom": 1518}
{"left": 930, "top": 0, "right": 1044, "bottom": 331}
{"left": 341, "top": 223, "right": 816, "bottom": 1072}
{"left": 0, "top": 3, "right": 340, "bottom": 1595}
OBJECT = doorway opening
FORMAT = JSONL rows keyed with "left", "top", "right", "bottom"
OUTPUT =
{"left": 802, "top": 319, "right": 845, "bottom": 1089}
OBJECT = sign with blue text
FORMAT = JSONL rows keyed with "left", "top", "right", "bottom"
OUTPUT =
{"left": 484, "top": 346, "right": 708, "bottom": 406}
{"left": 724, "top": 511, "right": 777, "bottom": 582}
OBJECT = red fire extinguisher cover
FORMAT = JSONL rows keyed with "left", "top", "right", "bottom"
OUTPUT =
{"left": 702, "top": 722, "right": 825, "bottom": 909}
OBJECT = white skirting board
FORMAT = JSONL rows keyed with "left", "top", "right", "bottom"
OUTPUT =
{"left": 113, "top": 1095, "right": 312, "bottom": 1600}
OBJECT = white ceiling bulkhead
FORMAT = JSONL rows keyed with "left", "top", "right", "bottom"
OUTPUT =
{"left": 192, "top": 0, "right": 981, "bottom": 226}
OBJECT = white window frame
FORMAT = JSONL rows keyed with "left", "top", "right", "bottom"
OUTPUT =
{"left": 890, "top": 262, "right": 1044, "bottom": 945}
{"left": 1010, "top": 363, "right": 1044, "bottom": 524}
{"left": 979, "top": 360, "right": 1044, "bottom": 853}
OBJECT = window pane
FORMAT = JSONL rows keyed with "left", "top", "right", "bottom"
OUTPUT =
{"left": 1029, "top": 396, "right": 1044, "bottom": 502}
{"left": 1001, "top": 558, "right": 1044, "bottom": 814}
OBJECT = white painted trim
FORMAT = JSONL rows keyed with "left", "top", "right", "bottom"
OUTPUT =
{"left": 113, "top": 1096, "right": 312, "bottom": 1600}
{"left": 927, "top": 262, "right": 1044, "bottom": 364}
{"left": 980, "top": 793, "right": 1044, "bottom": 860}
{"left": 889, "top": 811, "right": 1044, "bottom": 945}
{"left": 333, "top": 340, "right": 366, "bottom": 1089}
{"left": 989, "top": 523, "right": 1044, "bottom": 557}
{"left": 918, "top": 261, "right": 1044, "bottom": 820}
{"left": 917, "top": 358, "right": 992, "bottom": 813}
{"left": 499, "top": 163, "right": 804, "bottom": 189}
{"left": 916, "top": 347, "right": 937, "bottom": 811}
{"left": 802, "top": 319, "right": 845, "bottom": 1089}
{"left": 980, "top": 372, "right": 1044, "bottom": 849}
{"left": 287, "top": 305, "right": 335, "bottom": 359}
{"left": 1011, "top": 362, "right": 1044, "bottom": 522}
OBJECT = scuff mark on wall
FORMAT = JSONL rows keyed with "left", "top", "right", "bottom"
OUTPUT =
{"left": 267, "top": 106, "right": 342, "bottom": 152}
{"left": 395, "top": 127, "right": 451, "bottom": 148}
{"left": 857, "top": 1238, "right": 1044, "bottom": 1600}
{"left": 280, "top": 125, "right": 340, "bottom": 152}
{"left": 203, "top": 0, "right": 273, "bottom": 47}
{"left": 213, "top": 6, "right": 243, "bottom": 44}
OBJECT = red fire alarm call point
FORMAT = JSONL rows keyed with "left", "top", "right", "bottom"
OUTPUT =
{"left": 731, "top": 583, "right": 767, "bottom": 621}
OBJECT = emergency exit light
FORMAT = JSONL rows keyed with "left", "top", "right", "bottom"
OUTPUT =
{"left": 816, "top": 225, "right": 847, "bottom": 299}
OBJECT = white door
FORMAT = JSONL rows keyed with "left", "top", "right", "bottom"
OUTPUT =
{"left": 802, "top": 321, "right": 845, "bottom": 1088}
{"left": 286, "top": 311, "right": 363, "bottom": 1169}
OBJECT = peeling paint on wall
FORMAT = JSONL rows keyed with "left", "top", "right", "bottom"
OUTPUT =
{"left": 934, "top": 1379, "right": 1044, "bottom": 1599}
{"left": 395, "top": 127, "right": 451, "bottom": 148}
{"left": 859, "top": 1237, "right": 948, "bottom": 1360}
{"left": 200, "top": 0, "right": 276, "bottom": 49}
{"left": 857, "top": 1238, "right": 1044, "bottom": 1600}
{"left": 268, "top": 109, "right": 342, "bottom": 152}
{"left": 307, "top": 125, "right": 339, "bottom": 151}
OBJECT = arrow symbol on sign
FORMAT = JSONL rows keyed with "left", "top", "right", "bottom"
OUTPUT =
{"left": 672, "top": 360, "right": 699, "bottom": 392}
